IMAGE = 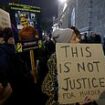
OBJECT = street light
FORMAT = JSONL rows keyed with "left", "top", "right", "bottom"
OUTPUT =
{"left": 58, "top": 0, "right": 67, "bottom": 3}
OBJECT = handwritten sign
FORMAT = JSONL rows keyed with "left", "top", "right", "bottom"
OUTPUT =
{"left": 0, "top": 9, "right": 11, "bottom": 29}
{"left": 56, "top": 43, "right": 105, "bottom": 104}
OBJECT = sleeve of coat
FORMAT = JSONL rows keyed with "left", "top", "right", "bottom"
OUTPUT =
{"left": 41, "top": 56, "right": 55, "bottom": 97}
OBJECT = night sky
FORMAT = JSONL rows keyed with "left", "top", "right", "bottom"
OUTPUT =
{"left": 0, "top": 0, "right": 58, "bottom": 32}
{"left": 0, "top": 0, "right": 58, "bottom": 23}
{"left": 35, "top": 0, "right": 58, "bottom": 21}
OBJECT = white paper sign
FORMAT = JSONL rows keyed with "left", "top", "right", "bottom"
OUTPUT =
{"left": 0, "top": 9, "right": 11, "bottom": 29}
{"left": 56, "top": 43, "right": 105, "bottom": 104}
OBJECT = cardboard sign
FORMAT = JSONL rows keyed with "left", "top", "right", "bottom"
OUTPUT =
{"left": 56, "top": 43, "right": 105, "bottom": 104}
{"left": 0, "top": 9, "right": 11, "bottom": 29}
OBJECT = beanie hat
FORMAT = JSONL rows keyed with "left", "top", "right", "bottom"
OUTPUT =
{"left": 52, "top": 28, "right": 73, "bottom": 43}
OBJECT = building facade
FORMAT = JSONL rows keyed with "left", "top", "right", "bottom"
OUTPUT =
{"left": 54, "top": 0, "right": 105, "bottom": 39}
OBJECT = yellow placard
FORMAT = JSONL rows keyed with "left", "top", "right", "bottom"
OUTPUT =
{"left": 16, "top": 43, "right": 22, "bottom": 52}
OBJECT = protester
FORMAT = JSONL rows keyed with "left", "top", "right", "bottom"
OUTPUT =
{"left": 0, "top": 28, "right": 13, "bottom": 105}
{"left": 70, "top": 26, "right": 81, "bottom": 39}
{"left": 80, "top": 33, "right": 89, "bottom": 43}
{"left": 43, "top": 35, "right": 55, "bottom": 60}
{"left": 41, "top": 27, "right": 98, "bottom": 105}
{"left": 42, "top": 28, "right": 79, "bottom": 105}
{"left": 88, "top": 32, "right": 101, "bottom": 43}
{"left": 0, "top": 27, "right": 37, "bottom": 105}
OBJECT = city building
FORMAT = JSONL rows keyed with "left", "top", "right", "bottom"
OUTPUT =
{"left": 53, "top": 0, "right": 105, "bottom": 40}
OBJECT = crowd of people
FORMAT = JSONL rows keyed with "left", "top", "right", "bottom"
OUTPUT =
{"left": 0, "top": 26, "right": 105, "bottom": 105}
{"left": 0, "top": 27, "right": 40, "bottom": 105}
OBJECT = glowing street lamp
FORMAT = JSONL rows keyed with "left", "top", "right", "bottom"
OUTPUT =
{"left": 58, "top": 0, "right": 67, "bottom": 3}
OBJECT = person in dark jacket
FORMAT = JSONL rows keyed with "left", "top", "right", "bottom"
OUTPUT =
{"left": 0, "top": 27, "right": 37, "bottom": 105}
{"left": 0, "top": 28, "right": 13, "bottom": 105}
